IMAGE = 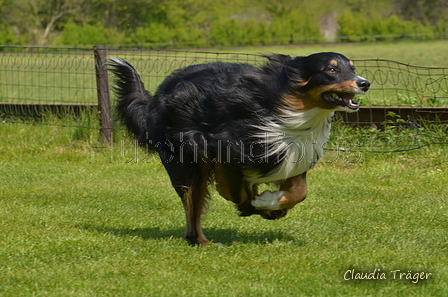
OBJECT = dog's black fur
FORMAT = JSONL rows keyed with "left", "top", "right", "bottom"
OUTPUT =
{"left": 109, "top": 52, "right": 370, "bottom": 245}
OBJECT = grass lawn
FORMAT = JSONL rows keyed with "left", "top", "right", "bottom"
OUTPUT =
{"left": 220, "top": 39, "right": 448, "bottom": 68}
{"left": 0, "top": 122, "right": 447, "bottom": 296}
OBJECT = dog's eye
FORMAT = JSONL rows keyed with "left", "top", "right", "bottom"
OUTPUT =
{"left": 327, "top": 68, "right": 337, "bottom": 73}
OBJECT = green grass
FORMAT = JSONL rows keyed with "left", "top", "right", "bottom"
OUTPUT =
{"left": 1, "top": 122, "right": 447, "bottom": 296}
{"left": 225, "top": 40, "right": 448, "bottom": 68}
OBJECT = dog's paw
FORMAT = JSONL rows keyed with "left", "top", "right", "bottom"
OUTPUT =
{"left": 259, "top": 209, "right": 288, "bottom": 220}
{"left": 236, "top": 199, "right": 260, "bottom": 217}
{"left": 251, "top": 191, "right": 284, "bottom": 210}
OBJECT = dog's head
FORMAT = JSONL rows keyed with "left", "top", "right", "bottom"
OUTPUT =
{"left": 269, "top": 52, "right": 370, "bottom": 112}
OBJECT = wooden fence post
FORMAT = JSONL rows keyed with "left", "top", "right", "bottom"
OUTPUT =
{"left": 94, "top": 45, "right": 112, "bottom": 144}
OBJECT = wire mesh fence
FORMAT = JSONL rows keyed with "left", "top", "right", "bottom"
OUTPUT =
{"left": 1, "top": 45, "right": 447, "bottom": 156}
{"left": 0, "top": 47, "right": 97, "bottom": 119}
{"left": 106, "top": 49, "right": 266, "bottom": 94}
{"left": 354, "top": 58, "right": 448, "bottom": 107}
{"left": 1, "top": 48, "right": 96, "bottom": 104}
{"left": 1, "top": 45, "right": 447, "bottom": 131}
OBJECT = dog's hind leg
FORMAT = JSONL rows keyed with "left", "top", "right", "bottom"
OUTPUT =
{"left": 213, "top": 163, "right": 291, "bottom": 219}
{"left": 162, "top": 159, "right": 211, "bottom": 246}
{"left": 214, "top": 163, "right": 265, "bottom": 217}
{"left": 214, "top": 163, "right": 250, "bottom": 205}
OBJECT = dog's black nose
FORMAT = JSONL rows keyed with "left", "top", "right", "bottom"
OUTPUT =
{"left": 357, "top": 78, "right": 370, "bottom": 92}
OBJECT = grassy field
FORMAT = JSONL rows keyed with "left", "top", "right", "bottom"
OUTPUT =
{"left": 0, "top": 120, "right": 447, "bottom": 296}
{"left": 1, "top": 40, "right": 448, "bottom": 295}
{"left": 225, "top": 40, "right": 448, "bottom": 68}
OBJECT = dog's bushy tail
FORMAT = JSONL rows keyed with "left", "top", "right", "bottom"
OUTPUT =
{"left": 108, "top": 58, "right": 150, "bottom": 138}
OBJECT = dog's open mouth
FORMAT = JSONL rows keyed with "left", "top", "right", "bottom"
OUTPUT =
{"left": 321, "top": 92, "right": 360, "bottom": 111}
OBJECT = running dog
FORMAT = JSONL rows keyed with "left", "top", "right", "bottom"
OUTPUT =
{"left": 108, "top": 52, "right": 370, "bottom": 245}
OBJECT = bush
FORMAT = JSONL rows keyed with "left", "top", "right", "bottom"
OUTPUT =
{"left": 241, "top": 19, "right": 270, "bottom": 45}
{"left": 78, "top": 23, "right": 108, "bottom": 45}
{"left": 0, "top": 24, "right": 25, "bottom": 45}
{"left": 434, "top": 17, "right": 447, "bottom": 38}
{"left": 209, "top": 19, "right": 243, "bottom": 46}
{"left": 59, "top": 22, "right": 123, "bottom": 46}
{"left": 337, "top": 11, "right": 439, "bottom": 42}
{"left": 337, "top": 11, "right": 376, "bottom": 41}
{"left": 269, "top": 11, "right": 322, "bottom": 44}
{"left": 58, "top": 21, "right": 79, "bottom": 45}
{"left": 132, "top": 24, "right": 174, "bottom": 44}
{"left": 47, "top": 9, "right": 444, "bottom": 47}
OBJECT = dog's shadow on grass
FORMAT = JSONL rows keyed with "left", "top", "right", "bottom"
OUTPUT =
{"left": 77, "top": 225, "right": 306, "bottom": 246}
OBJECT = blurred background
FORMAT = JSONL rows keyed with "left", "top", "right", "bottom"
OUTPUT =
{"left": 0, "top": 0, "right": 447, "bottom": 47}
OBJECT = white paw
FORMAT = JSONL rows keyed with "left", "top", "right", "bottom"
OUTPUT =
{"left": 251, "top": 191, "right": 284, "bottom": 210}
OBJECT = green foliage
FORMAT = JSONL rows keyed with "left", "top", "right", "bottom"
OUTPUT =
{"left": 0, "top": 0, "right": 446, "bottom": 47}
{"left": 59, "top": 21, "right": 79, "bottom": 45}
{"left": 241, "top": 19, "right": 270, "bottom": 45}
{"left": 337, "top": 11, "right": 366, "bottom": 41}
{"left": 59, "top": 22, "right": 107, "bottom": 45}
{"left": 210, "top": 19, "right": 243, "bottom": 45}
{"left": 132, "top": 24, "right": 174, "bottom": 44}
{"left": 337, "top": 11, "right": 439, "bottom": 42}
{"left": 270, "top": 10, "right": 322, "bottom": 43}
{"left": 0, "top": 25, "right": 15, "bottom": 44}
{"left": 58, "top": 22, "right": 125, "bottom": 46}
{"left": 208, "top": 9, "right": 322, "bottom": 47}
{"left": 0, "top": 24, "right": 22, "bottom": 45}
{"left": 435, "top": 17, "right": 447, "bottom": 38}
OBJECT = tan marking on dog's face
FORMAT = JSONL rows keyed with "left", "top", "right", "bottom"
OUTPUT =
{"left": 282, "top": 81, "right": 359, "bottom": 110}
{"left": 297, "top": 77, "right": 311, "bottom": 87}
{"left": 282, "top": 93, "right": 320, "bottom": 110}
{"left": 330, "top": 60, "right": 338, "bottom": 67}
{"left": 349, "top": 60, "right": 354, "bottom": 67}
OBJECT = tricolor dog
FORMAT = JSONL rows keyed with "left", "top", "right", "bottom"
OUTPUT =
{"left": 108, "top": 52, "right": 370, "bottom": 245}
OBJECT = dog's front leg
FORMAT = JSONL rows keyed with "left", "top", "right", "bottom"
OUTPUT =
{"left": 251, "top": 172, "right": 307, "bottom": 211}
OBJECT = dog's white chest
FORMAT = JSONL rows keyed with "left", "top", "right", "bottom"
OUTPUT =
{"left": 246, "top": 108, "right": 333, "bottom": 185}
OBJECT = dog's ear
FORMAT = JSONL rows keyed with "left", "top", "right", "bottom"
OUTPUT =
{"left": 264, "top": 54, "right": 292, "bottom": 64}
{"left": 284, "top": 57, "right": 311, "bottom": 87}
{"left": 262, "top": 54, "right": 311, "bottom": 87}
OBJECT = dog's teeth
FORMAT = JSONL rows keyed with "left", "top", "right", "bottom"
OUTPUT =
{"left": 349, "top": 99, "right": 359, "bottom": 107}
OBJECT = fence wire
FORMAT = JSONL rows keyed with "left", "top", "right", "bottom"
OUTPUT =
{"left": 0, "top": 46, "right": 97, "bottom": 119}
{"left": 106, "top": 49, "right": 265, "bottom": 94}
{"left": 1, "top": 46, "right": 447, "bottom": 155}
{"left": 353, "top": 58, "right": 448, "bottom": 107}
{"left": 1, "top": 46, "right": 448, "bottom": 110}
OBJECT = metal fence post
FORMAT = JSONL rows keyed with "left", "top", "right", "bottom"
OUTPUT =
{"left": 94, "top": 45, "right": 112, "bottom": 144}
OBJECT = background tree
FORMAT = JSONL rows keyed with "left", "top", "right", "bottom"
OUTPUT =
{"left": 394, "top": 0, "right": 448, "bottom": 25}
